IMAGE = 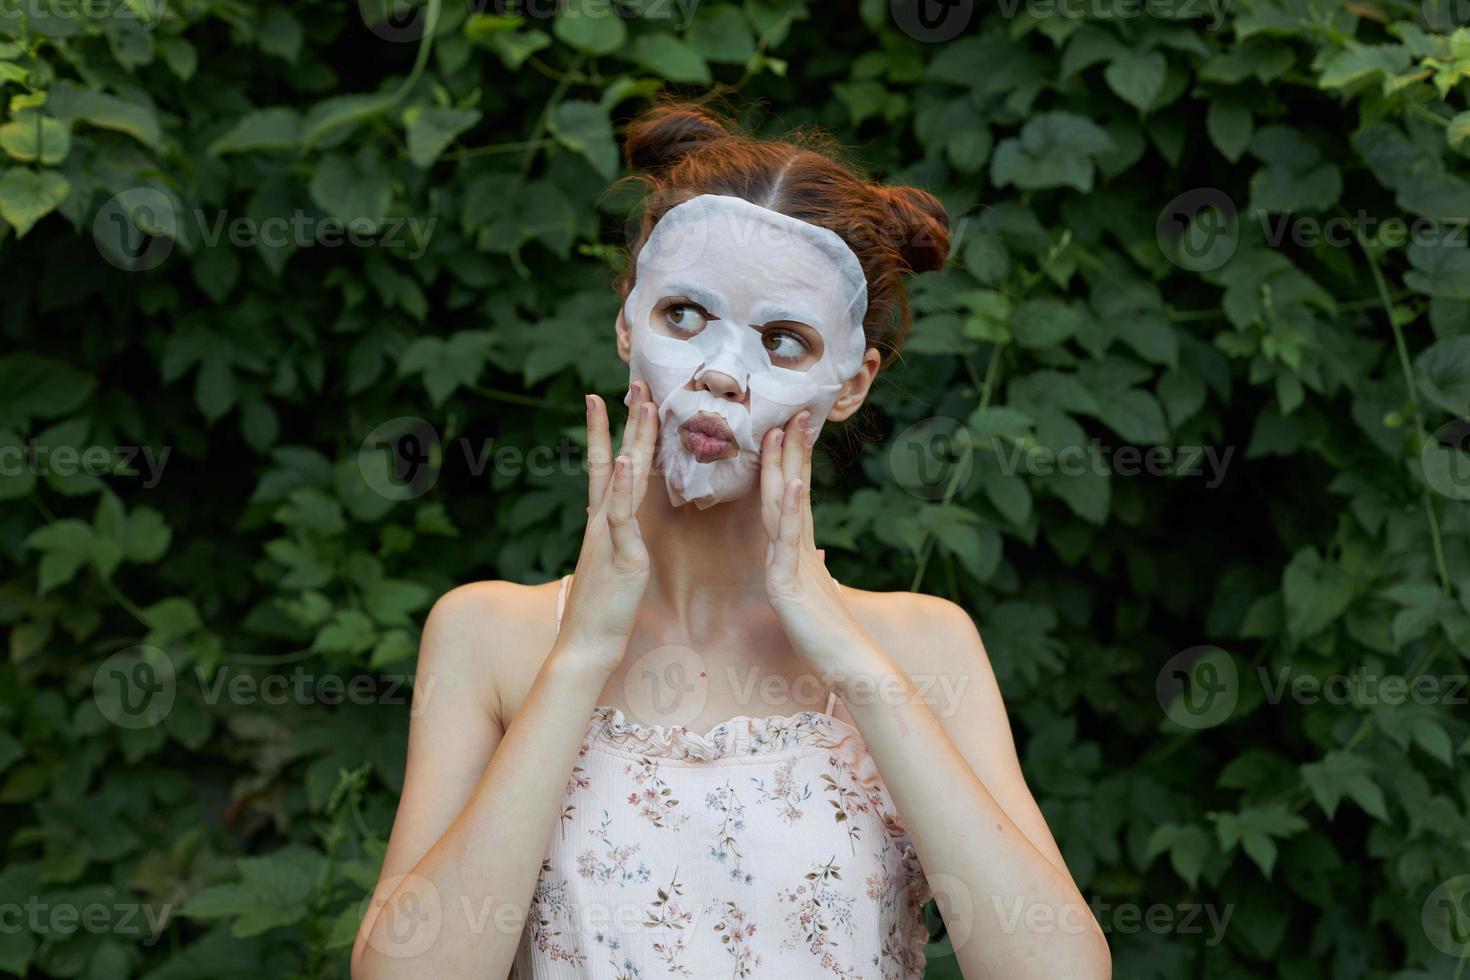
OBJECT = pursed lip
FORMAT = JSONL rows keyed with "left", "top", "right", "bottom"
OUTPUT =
{"left": 678, "top": 412, "right": 738, "bottom": 463}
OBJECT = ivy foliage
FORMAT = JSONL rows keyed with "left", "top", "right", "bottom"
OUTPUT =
{"left": 1, "top": 0, "right": 1469, "bottom": 977}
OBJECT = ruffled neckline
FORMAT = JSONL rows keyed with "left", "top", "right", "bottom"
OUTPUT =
{"left": 586, "top": 704, "right": 862, "bottom": 762}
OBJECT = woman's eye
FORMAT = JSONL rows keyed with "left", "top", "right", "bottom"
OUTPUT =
{"left": 663, "top": 303, "right": 710, "bottom": 336}
{"left": 762, "top": 329, "right": 810, "bottom": 362}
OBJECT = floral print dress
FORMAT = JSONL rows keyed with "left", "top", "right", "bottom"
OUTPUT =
{"left": 512, "top": 575, "right": 932, "bottom": 979}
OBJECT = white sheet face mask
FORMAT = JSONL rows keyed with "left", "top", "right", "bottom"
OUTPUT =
{"left": 621, "top": 193, "right": 869, "bottom": 509}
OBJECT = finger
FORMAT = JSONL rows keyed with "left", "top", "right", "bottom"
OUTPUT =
{"left": 618, "top": 380, "right": 646, "bottom": 456}
{"left": 799, "top": 411, "right": 817, "bottom": 550}
{"left": 586, "top": 394, "right": 612, "bottom": 510}
{"left": 770, "top": 477, "right": 803, "bottom": 585}
{"left": 607, "top": 454, "right": 640, "bottom": 554}
{"left": 630, "top": 401, "right": 659, "bottom": 509}
{"left": 781, "top": 410, "right": 808, "bottom": 488}
{"left": 760, "top": 426, "right": 785, "bottom": 540}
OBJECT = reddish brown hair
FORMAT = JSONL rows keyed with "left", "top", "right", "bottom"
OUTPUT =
{"left": 608, "top": 98, "right": 950, "bottom": 366}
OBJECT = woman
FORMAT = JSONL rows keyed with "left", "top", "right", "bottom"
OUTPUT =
{"left": 351, "top": 101, "right": 1111, "bottom": 979}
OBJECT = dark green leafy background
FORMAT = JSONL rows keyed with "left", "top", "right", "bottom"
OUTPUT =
{"left": 1, "top": 0, "right": 1468, "bottom": 976}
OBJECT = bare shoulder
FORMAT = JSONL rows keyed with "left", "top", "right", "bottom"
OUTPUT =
{"left": 418, "top": 577, "right": 564, "bottom": 726}
{"left": 840, "top": 584, "right": 989, "bottom": 676}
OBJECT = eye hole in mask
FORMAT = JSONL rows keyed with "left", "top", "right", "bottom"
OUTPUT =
{"left": 652, "top": 297, "right": 823, "bottom": 372}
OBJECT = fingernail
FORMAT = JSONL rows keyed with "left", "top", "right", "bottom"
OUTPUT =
{"left": 773, "top": 430, "right": 784, "bottom": 448}
{"left": 803, "top": 424, "right": 818, "bottom": 447}
{"left": 585, "top": 395, "right": 594, "bottom": 412}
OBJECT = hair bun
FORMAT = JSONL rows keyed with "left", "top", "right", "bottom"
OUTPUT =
{"left": 877, "top": 185, "right": 951, "bottom": 275}
{"left": 622, "top": 104, "right": 732, "bottom": 174}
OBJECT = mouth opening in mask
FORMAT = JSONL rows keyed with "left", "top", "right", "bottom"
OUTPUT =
{"left": 678, "top": 411, "right": 739, "bottom": 463}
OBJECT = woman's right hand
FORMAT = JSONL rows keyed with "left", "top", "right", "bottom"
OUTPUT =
{"left": 552, "top": 380, "right": 660, "bottom": 673}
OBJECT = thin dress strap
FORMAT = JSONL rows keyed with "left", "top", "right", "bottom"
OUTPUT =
{"left": 554, "top": 573, "right": 571, "bottom": 635}
{"left": 823, "top": 575, "right": 841, "bottom": 718}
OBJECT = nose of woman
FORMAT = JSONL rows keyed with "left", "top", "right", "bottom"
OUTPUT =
{"left": 694, "top": 367, "right": 747, "bottom": 403}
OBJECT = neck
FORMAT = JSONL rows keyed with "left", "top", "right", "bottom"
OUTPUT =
{"left": 634, "top": 469, "right": 770, "bottom": 631}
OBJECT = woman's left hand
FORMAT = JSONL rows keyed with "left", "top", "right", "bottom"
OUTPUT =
{"left": 760, "top": 411, "right": 882, "bottom": 684}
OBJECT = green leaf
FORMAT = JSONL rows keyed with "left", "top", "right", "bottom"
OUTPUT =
{"left": 312, "top": 610, "right": 378, "bottom": 657}
{"left": 158, "top": 36, "right": 198, "bottom": 80}
{"left": 257, "top": 7, "right": 303, "bottom": 62}
{"left": 309, "top": 153, "right": 392, "bottom": 233}
{"left": 0, "top": 117, "right": 70, "bottom": 164}
{"left": 0, "top": 353, "right": 95, "bottom": 425}
{"left": 1249, "top": 162, "right": 1342, "bottom": 212}
{"left": 1316, "top": 43, "right": 1411, "bottom": 90}
{"left": 1212, "top": 804, "right": 1308, "bottom": 877}
{"left": 24, "top": 519, "right": 96, "bottom": 593}
{"left": 1281, "top": 547, "right": 1354, "bottom": 642}
{"left": 687, "top": 6, "right": 756, "bottom": 63}
{"left": 548, "top": 100, "right": 618, "bottom": 179}
{"left": 1105, "top": 50, "right": 1167, "bottom": 112}
{"left": 1011, "top": 297, "right": 1086, "bottom": 349}
{"left": 1415, "top": 336, "right": 1470, "bottom": 415}
{"left": 1301, "top": 751, "right": 1389, "bottom": 821}
{"left": 1115, "top": 314, "right": 1179, "bottom": 367}
{"left": 403, "top": 106, "right": 482, "bottom": 168}
{"left": 991, "top": 112, "right": 1116, "bottom": 193}
{"left": 629, "top": 33, "right": 712, "bottom": 83}
{"left": 475, "top": 27, "right": 552, "bottom": 70}
{"left": 208, "top": 108, "right": 301, "bottom": 155}
{"left": 1092, "top": 388, "right": 1169, "bottom": 444}
{"left": 0, "top": 168, "right": 69, "bottom": 238}
{"left": 1405, "top": 237, "right": 1470, "bottom": 300}
{"left": 398, "top": 331, "right": 497, "bottom": 405}
{"left": 1145, "top": 823, "right": 1209, "bottom": 888}
{"left": 1449, "top": 110, "right": 1470, "bottom": 152}
{"left": 45, "top": 83, "right": 162, "bottom": 150}
{"left": 183, "top": 846, "right": 327, "bottom": 938}
{"left": 554, "top": 0, "right": 626, "bottom": 55}
{"left": 985, "top": 471, "right": 1033, "bottom": 526}
{"left": 1206, "top": 100, "right": 1252, "bottom": 162}
{"left": 300, "top": 92, "right": 398, "bottom": 148}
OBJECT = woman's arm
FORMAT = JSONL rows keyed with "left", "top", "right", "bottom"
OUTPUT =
{"left": 840, "top": 599, "right": 1112, "bottom": 979}
{"left": 352, "top": 388, "right": 660, "bottom": 979}
{"left": 349, "top": 584, "right": 617, "bottom": 979}
{"left": 760, "top": 413, "right": 1111, "bottom": 979}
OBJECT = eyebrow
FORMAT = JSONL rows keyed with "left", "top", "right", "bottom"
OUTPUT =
{"left": 751, "top": 301, "right": 826, "bottom": 331}
{"left": 662, "top": 280, "right": 728, "bottom": 313}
